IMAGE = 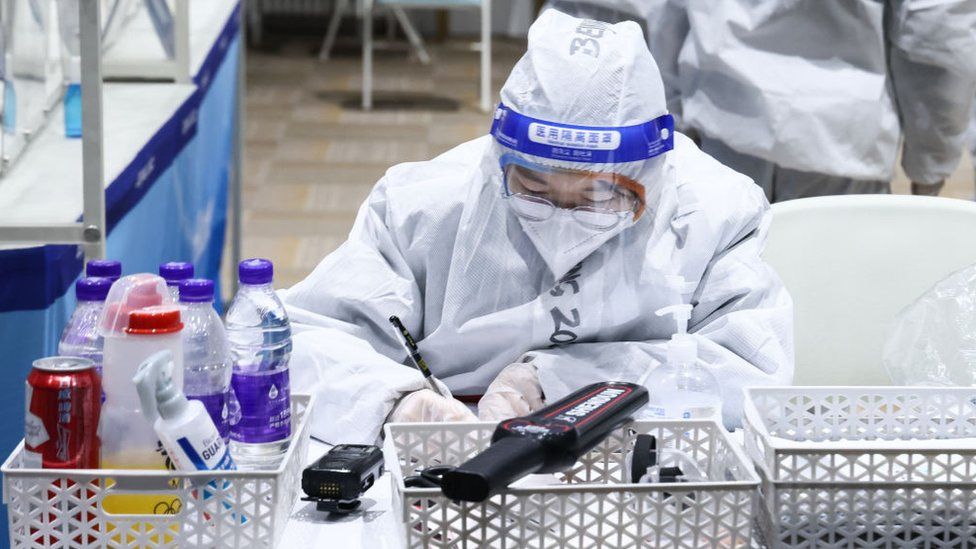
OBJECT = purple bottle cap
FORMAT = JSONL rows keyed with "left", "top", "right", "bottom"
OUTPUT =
{"left": 86, "top": 260, "right": 122, "bottom": 282}
{"left": 159, "top": 262, "right": 194, "bottom": 286}
{"left": 75, "top": 277, "right": 113, "bottom": 302}
{"left": 179, "top": 278, "right": 215, "bottom": 303}
{"left": 239, "top": 258, "right": 274, "bottom": 285}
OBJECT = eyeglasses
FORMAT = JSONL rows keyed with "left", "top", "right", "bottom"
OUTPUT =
{"left": 507, "top": 193, "right": 634, "bottom": 230}
{"left": 499, "top": 154, "right": 641, "bottom": 230}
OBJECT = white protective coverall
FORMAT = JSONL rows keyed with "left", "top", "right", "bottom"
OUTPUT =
{"left": 660, "top": 0, "right": 976, "bottom": 201}
{"left": 282, "top": 9, "right": 794, "bottom": 445}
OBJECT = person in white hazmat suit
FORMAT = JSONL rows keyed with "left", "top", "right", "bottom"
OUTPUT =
{"left": 281, "top": 10, "right": 794, "bottom": 445}
{"left": 641, "top": 0, "right": 976, "bottom": 201}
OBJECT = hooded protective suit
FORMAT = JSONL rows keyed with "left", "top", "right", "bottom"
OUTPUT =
{"left": 649, "top": 0, "right": 976, "bottom": 200}
{"left": 282, "top": 9, "right": 794, "bottom": 445}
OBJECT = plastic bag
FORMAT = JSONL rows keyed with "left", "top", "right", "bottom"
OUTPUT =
{"left": 884, "top": 263, "right": 976, "bottom": 386}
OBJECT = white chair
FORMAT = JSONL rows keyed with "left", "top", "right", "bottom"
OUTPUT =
{"left": 362, "top": 0, "right": 492, "bottom": 112}
{"left": 763, "top": 195, "right": 976, "bottom": 386}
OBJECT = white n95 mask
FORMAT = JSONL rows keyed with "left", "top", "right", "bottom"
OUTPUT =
{"left": 517, "top": 208, "right": 633, "bottom": 280}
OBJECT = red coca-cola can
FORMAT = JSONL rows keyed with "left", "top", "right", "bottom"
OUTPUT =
{"left": 25, "top": 357, "right": 101, "bottom": 469}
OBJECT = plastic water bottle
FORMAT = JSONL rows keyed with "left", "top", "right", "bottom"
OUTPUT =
{"left": 179, "top": 278, "right": 233, "bottom": 444}
{"left": 225, "top": 259, "right": 292, "bottom": 467}
{"left": 638, "top": 304, "right": 723, "bottom": 424}
{"left": 160, "top": 262, "right": 194, "bottom": 301}
{"left": 58, "top": 277, "right": 114, "bottom": 378}
{"left": 86, "top": 259, "right": 122, "bottom": 282}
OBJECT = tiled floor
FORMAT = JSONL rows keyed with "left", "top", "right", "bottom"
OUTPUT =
{"left": 240, "top": 35, "right": 975, "bottom": 290}
{"left": 241, "top": 37, "right": 525, "bottom": 289}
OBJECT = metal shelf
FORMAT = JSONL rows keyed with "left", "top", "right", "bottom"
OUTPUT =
{"left": 0, "top": 0, "right": 105, "bottom": 260}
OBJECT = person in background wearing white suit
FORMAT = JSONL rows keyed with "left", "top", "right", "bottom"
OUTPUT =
{"left": 548, "top": 0, "right": 976, "bottom": 202}
{"left": 281, "top": 10, "right": 794, "bottom": 445}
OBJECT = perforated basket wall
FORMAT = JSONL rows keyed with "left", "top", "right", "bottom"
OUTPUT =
{"left": 743, "top": 387, "right": 976, "bottom": 548}
{"left": 384, "top": 420, "right": 759, "bottom": 548}
{"left": 2, "top": 394, "right": 315, "bottom": 549}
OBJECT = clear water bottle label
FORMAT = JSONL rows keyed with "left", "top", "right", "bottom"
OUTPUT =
{"left": 189, "top": 392, "right": 230, "bottom": 442}
{"left": 679, "top": 405, "right": 720, "bottom": 420}
{"left": 642, "top": 403, "right": 719, "bottom": 420}
{"left": 230, "top": 369, "right": 291, "bottom": 443}
{"left": 644, "top": 405, "right": 667, "bottom": 418}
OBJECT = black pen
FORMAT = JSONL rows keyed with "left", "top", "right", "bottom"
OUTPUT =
{"left": 389, "top": 315, "right": 447, "bottom": 398}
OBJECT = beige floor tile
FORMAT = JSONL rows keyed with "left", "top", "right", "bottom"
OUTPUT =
{"left": 273, "top": 267, "right": 314, "bottom": 290}
{"left": 296, "top": 236, "right": 350, "bottom": 270}
{"left": 305, "top": 183, "right": 375, "bottom": 212}
{"left": 275, "top": 139, "right": 335, "bottom": 163}
{"left": 324, "top": 140, "right": 430, "bottom": 165}
{"left": 246, "top": 87, "right": 305, "bottom": 107}
{"left": 242, "top": 184, "right": 313, "bottom": 212}
{"left": 239, "top": 236, "right": 300, "bottom": 272}
{"left": 289, "top": 103, "right": 346, "bottom": 124}
{"left": 246, "top": 211, "right": 360, "bottom": 238}
{"left": 265, "top": 160, "right": 388, "bottom": 187}
{"left": 336, "top": 110, "right": 435, "bottom": 126}
{"left": 285, "top": 121, "right": 428, "bottom": 141}
{"left": 428, "top": 122, "right": 486, "bottom": 149}
{"left": 243, "top": 159, "right": 273, "bottom": 189}
{"left": 245, "top": 119, "right": 289, "bottom": 144}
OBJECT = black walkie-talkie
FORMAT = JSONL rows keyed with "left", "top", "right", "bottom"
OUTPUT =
{"left": 302, "top": 444, "right": 385, "bottom": 514}
{"left": 439, "top": 382, "right": 648, "bottom": 502}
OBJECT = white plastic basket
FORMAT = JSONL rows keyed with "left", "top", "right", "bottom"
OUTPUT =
{"left": 384, "top": 420, "right": 760, "bottom": 548}
{"left": 743, "top": 387, "right": 976, "bottom": 548}
{"left": 2, "top": 394, "right": 315, "bottom": 549}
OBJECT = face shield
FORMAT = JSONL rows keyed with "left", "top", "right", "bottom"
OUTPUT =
{"left": 487, "top": 103, "right": 675, "bottom": 279}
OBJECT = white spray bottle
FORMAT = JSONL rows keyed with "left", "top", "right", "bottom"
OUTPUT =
{"left": 637, "top": 304, "right": 723, "bottom": 423}
{"left": 134, "top": 350, "right": 236, "bottom": 472}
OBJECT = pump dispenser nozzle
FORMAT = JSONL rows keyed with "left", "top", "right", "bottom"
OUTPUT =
{"left": 655, "top": 304, "right": 692, "bottom": 335}
{"left": 134, "top": 350, "right": 189, "bottom": 423}
{"left": 655, "top": 304, "right": 698, "bottom": 369}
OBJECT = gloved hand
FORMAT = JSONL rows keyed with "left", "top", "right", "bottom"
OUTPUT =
{"left": 911, "top": 180, "right": 945, "bottom": 196}
{"left": 389, "top": 388, "right": 477, "bottom": 423}
{"left": 478, "top": 360, "right": 545, "bottom": 422}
